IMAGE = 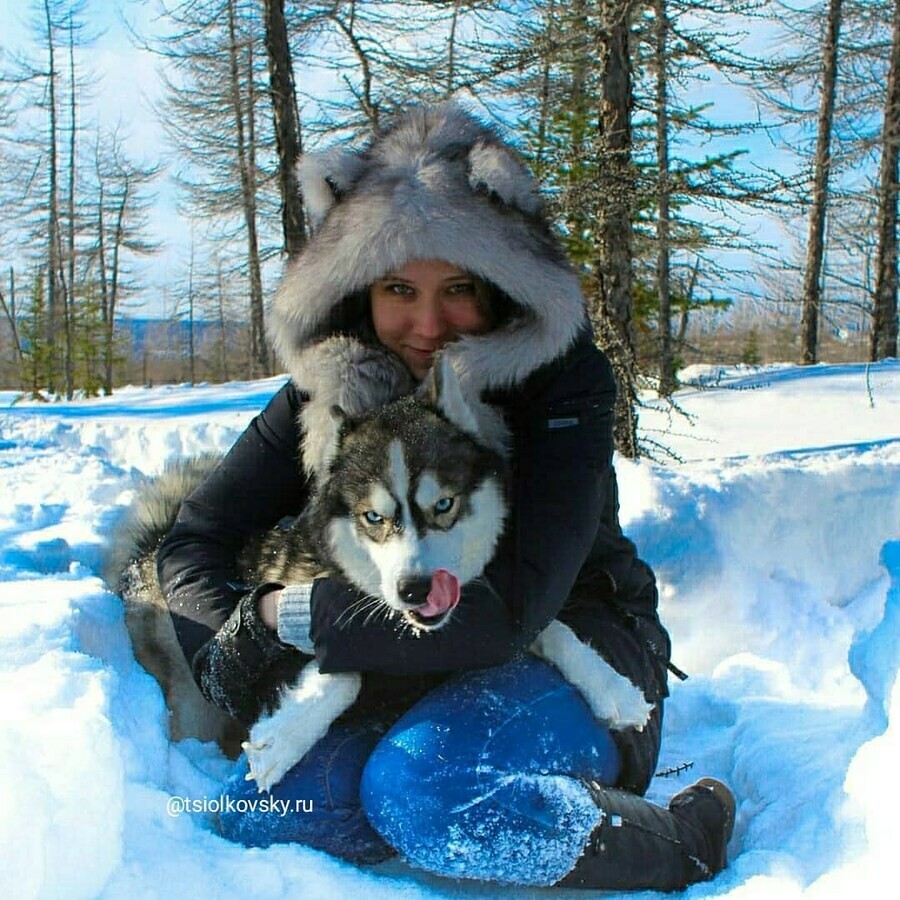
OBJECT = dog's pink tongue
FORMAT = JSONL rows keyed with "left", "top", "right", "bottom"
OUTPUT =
{"left": 418, "top": 569, "right": 461, "bottom": 617}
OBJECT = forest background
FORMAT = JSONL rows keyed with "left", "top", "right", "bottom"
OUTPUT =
{"left": 0, "top": 0, "right": 897, "bottom": 457}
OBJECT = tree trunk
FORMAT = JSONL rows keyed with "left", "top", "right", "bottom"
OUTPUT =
{"left": 96, "top": 175, "right": 111, "bottom": 395}
{"left": 44, "top": 0, "right": 61, "bottom": 394}
{"left": 533, "top": 0, "right": 557, "bottom": 174}
{"left": 871, "top": 0, "right": 900, "bottom": 361}
{"left": 187, "top": 235, "right": 196, "bottom": 385}
{"left": 676, "top": 258, "right": 700, "bottom": 354}
{"left": 800, "top": 0, "right": 842, "bottom": 366}
{"left": 217, "top": 267, "right": 230, "bottom": 382}
{"left": 654, "top": 0, "right": 675, "bottom": 396}
{"left": 447, "top": 0, "right": 460, "bottom": 94}
{"left": 227, "top": 0, "right": 269, "bottom": 378}
{"left": 64, "top": 11, "right": 77, "bottom": 398}
{"left": 591, "top": 0, "right": 639, "bottom": 458}
{"left": 262, "top": 0, "right": 306, "bottom": 259}
{"left": 106, "top": 190, "right": 127, "bottom": 395}
{"left": 0, "top": 271, "right": 26, "bottom": 383}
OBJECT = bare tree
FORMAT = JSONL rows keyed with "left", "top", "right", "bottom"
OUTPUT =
{"left": 0, "top": 271, "right": 26, "bottom": 382}
{"left": 212, "top": 258, "right": 235, "bottom": 381}
{"left": 800, "top": 0, "right": 844, "bottom": 365}
{"left": 149, "top": 0, "right": 280, "bottom": 379}
{"left": 225, "top": 0, "right": 268, "bottom": 376}
{"left": 3, "top": 0, "right": 98, "bottom": 396}
{"left": 41, "top": 0, "right": 65, "bottom": 393}
{"left": 0, "top": 86, "right": 24, "bottom": 381}
{"left": 262, "top": 0, "right": 306, "bottom": 259}
{"left": 290, "top": 1, "right": 504, "bottom": 142}
{"left": 497, "top": 0, "right": 779, "bottom": 442}
{"left": 90, "top": 127, "right": 160, "bottom": 394}
{"left": 652, "top": 0, "right": 675, "bottom": 395}
{"left": 749, "top": 0, "right": 896, "bottom": 358}
{"left": 60, "top": 6, "right": 95, "bottom": 397}
{"left": 871, "top": 0, "right": 900, "bottom": 360}
{"left": 592, "top": 0, "right": 640, "bottom": 457}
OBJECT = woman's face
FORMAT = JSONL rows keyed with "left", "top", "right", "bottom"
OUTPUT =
{"left": 370, "top": 259, "right": 491, "bottom": 379}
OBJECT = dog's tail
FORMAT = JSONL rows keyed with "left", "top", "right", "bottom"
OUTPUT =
{"left": 103, "top": 454, "right": 222, "bottom": 592}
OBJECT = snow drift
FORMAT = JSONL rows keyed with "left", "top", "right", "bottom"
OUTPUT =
{"left": 0, "top": 360, "right": 897, "bottom": 898}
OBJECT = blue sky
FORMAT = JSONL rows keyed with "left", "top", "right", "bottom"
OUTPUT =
{"left": 1, "top": 1, "right": 188, "bottom": 314}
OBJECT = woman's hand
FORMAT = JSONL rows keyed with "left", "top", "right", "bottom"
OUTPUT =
{"left": 258, "top": 588, "right": 282, "bottom": 631}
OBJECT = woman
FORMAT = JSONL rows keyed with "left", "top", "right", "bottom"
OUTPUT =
{"left": 157, "top": 102, "right": 734, "bottom": 890}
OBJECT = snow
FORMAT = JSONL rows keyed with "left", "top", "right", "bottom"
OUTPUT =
{"left": 0, "top": 360, "right": 898, "bottom": 899}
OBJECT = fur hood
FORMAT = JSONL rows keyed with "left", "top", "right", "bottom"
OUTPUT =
{"left": 269, "top": 102, "right": 586, "bottom": 398}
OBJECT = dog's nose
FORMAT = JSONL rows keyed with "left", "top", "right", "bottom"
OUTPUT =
{"left": 397, "top": 576, "right": 432, "bottom": 608}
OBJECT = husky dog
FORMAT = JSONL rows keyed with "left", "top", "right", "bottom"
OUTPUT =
{"left": 110, "top": 342, "right": 652, "bottom": 792}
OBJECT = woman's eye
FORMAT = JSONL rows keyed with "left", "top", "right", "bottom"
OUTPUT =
{"left": 363, "top": 510, "right": 385, "bottom": 525}
{"left": 386, "top": 283, "right": 414, "bottom": 296}
{"left": 434, "top": 497, "right": 455, "bottom": 515}
{"left": 447, "top": 282, "right": 475, "bottom": 296}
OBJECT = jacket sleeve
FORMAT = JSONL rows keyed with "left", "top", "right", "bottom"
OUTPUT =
{"left": 156, "top": 380, "right": 311, "bottom": 681}
{"left": 308, "top": 334, "right": 622, "bottom": 675}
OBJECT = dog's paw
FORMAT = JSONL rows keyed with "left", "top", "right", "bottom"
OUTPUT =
{"left": 242, "top": 664, "right": 362, "bottom": 792}
{"left": 532, "top": 619, "right": 654, "bottom": 732}
{"left": 584, "top": 673, "right": 654, "bottom": 732}
{"left": 242, "top": 711, "right": 316, "bottom": 793}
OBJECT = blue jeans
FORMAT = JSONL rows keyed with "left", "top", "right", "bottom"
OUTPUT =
{"left": 219, "top": 656, "right": 621, "bottom": 884}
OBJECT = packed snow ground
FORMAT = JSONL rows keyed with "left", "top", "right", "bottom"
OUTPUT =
{"left": 0, "top": 360, "right": 897, "bottom": 899}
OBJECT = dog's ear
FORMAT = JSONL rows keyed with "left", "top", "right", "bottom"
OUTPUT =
{"left": 422, "top": 354, "right": 480, "bottom": 438}
{"left": 296, "top": 148, "right": 366, "bottom": 230}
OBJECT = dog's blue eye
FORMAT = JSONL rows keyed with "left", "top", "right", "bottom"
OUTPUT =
{"left": 434, "top": 497, "right": 454, "bottom": 514}
{"left": 363, "top": 510, "right": 384, "bottom": 525}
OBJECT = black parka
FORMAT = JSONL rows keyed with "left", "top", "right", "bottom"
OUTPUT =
{"left": 157, "top": 328, "right": 671, "bottom": 794}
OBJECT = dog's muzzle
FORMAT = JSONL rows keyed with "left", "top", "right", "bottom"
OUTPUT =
{"left": 398, "top": 569, "right": 461, "bottom": 630}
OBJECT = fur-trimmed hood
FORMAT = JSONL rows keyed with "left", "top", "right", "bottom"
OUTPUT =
{"left": 269, "top": 102, "right": 586, "bottom": 397}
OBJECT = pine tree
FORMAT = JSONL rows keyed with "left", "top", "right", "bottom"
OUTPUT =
{"left": 21, "top": 268, "right": 53, "bottom": 397}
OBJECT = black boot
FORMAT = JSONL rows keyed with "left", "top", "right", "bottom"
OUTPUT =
{"left": 557, "top": 778, "right": 735, "bottom": 892}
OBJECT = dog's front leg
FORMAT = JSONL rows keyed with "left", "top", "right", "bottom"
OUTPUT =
{"left": 530, "top": 619, "right": 653, "bottom": 731}
{"left": 243, "top": 662, "right": 361, "bottom": 792}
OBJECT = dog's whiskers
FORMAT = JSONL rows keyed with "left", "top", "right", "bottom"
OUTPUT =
{"left": 362, "top": 599, "right": 395, "bottom": 628}
{"left": 335, "top": 593, "right": 382, "bottom": 628}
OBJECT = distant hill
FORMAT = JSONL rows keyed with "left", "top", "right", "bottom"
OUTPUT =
{"left": 119, "top": 317, "right": 234, "bottom": 356}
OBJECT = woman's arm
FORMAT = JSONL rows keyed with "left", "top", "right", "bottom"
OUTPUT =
{"left": 305, "top": 336, "right": 624, "bottom": 675}
{"left": 156, "top": 380, "right": 312, "bottom": 721}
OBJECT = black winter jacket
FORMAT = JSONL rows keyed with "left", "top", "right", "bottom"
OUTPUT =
{"left": 157, "top": 329, "right": 671, "bottom": 793}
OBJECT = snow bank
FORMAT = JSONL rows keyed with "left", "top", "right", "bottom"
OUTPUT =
{"left": 0, "top": 360, "right": 897, "bottom": 898}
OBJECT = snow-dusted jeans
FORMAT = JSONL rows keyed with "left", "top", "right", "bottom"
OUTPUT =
{"left": 219, "top": 656, "right": 621, "bottom": 885}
